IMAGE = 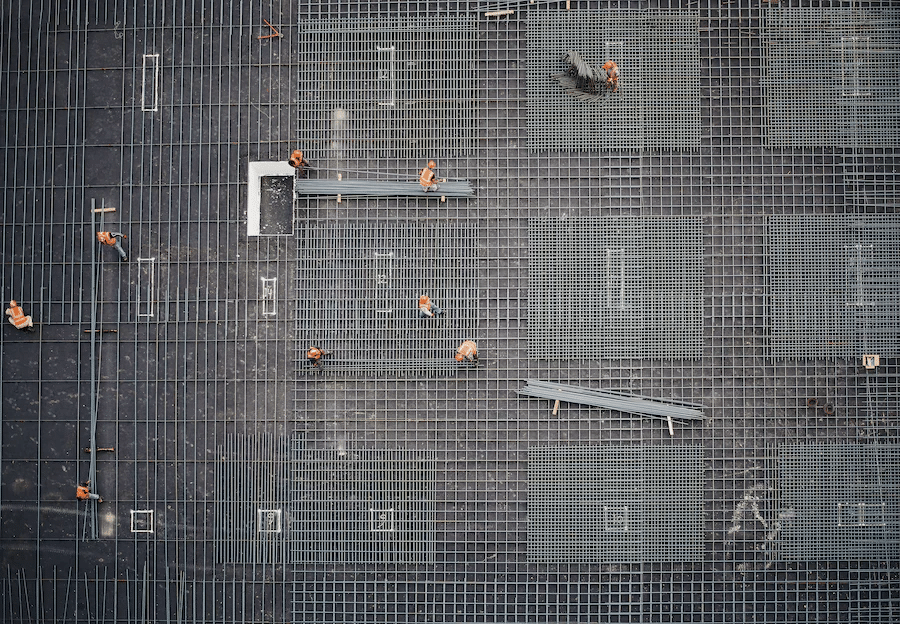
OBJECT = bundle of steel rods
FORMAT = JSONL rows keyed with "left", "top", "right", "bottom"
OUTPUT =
{"left": 294, "top": 179, "right": 475, "bottom": 198}
{"left": 518, "top": 379, "right": 705, "bottom": 422}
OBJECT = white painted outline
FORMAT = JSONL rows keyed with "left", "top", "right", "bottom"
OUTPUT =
{"left": 130, "top": 509, "right": 154, "bottom": 533}
{"left": 247, "top": 161, "right": 295, "bottom": 237}
{"left": 261, "top": 277, "right": 277, "bottom": 317}
{"left": 136, "top": 258, "right": 156, "bottom": 318}
{"left": 141, "top": 54, "right": 160, "bottom": 112}
{"left": 257, "top": 508, "right": 282, "bottom": 533}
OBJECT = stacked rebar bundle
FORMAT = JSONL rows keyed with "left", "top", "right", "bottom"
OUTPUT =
{"left": 294, "top": 179, "right": 475, "bottom": 198}
{"left": 518, "top": 380, "right": 705, "bottom": 426}
{"left": 552, "top": 50, "right": 605, "bottom": 102}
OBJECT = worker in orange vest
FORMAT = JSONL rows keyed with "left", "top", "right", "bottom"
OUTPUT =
{"left": 76, "top": 480, "right": 103, "bottom": 503}
{"left": 97, "top": 231, "right": 128, "bottom": 261}
{"left": 602, "top": 60, "right": 619, "bottom": 92}
{"left": 418, "top": 295, "right": 443, "bottom": 318}
{"left": 288, "top": 149, "right": 309, "bottom": 171}
{"left": 455, "top": 340, "right": 478, "bottom": 363}
{"left": 419, "top": 160, "right": 439, "bottom": 192}
{"left": 306, "top": 346, "right": 331, "bottom": 367}
{"left": 6, "top": 300, "right": 35, "bottom": 332}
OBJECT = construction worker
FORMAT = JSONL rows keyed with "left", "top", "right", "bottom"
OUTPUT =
{"left": 455, "top": 340, "right": 478, "bottom": 364}
{"left": 306, "top": 346, "right": 331, "bottom": 367}
{"left": 97, "top": 231, "right": 128, "bottom": 261}
{"left": 76, "top": 481, "right": 103, "bottom": 503}
{"left": 288, "top": 149, "right": 309, "bottom": 171}
{"left": 419, "top": 160, "right": 438, "bottom": 192}
{"left": 602, "top": 60, "right": 619, "bottom": 92}
{"left": 6, "top": 300, "right": 35, "bottom": 332}
{"left": 418, "top": 295, "right": 443, "bottom": 317}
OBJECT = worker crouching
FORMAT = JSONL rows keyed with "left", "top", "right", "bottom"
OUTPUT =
{"left": 6, "top": 300, "right": 35, "bottom": 332}
{"left": 455, "top": 340, "right": 478, "bottom": 364}
{"left": 419, "top": 160, "right": 439, "bottom": 192}
{"left": 97, "top": 231, "right": 128, "bottom": 261}
{"left": 76, "top": 481, "right": 103, "bottom": 503}
{"left": 602, "top": 60, "right": 619, "bottom": 92}
{"left": 418, "top": 295, "right": 443, "bottom": 318}
{"left": 288, "top": 149, "right": 309, "bottom": 173}
{"left": 306, "top": 346, "right": 331, "bottom": 368}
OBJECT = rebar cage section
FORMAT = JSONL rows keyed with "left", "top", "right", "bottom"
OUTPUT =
{"left": 527, "top": 445, "right": 705, "bottom": 563}
{"left": 528, "top": 216, "right": 703, "bottom": 359}
{"left": 526, "top": 10, "right": 700, "bottom": 151}
{"left": 777, "top": 444, "right": 900, "bottom": 561}
{"left": 761, "top": 7, "right": 900, "bottom": 148}
{"left": 297, "top": 16, "right": 477, "bottom": 160}
{"left": 296, "top": 219, "right": 478, "bottom": 376}
{"left": 289, "top": 446, "right": 436, "bottom": 567}
{"left": 769, "top": 215, "right": 900, "bottom": 359}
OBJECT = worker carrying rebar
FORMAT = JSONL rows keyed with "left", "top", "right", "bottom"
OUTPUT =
{"left": 6, "top": 300, "right": 35, "bottom": 332}
{"left": 97, "top": 231, "right": 128, "bottom": 261}
{"left": 602, "top": 60, "right": 619, "bottom": 92}
{"left": 418, "top": 295, "right": 443, "bottom": 318}
{"left": 306, "top": 346, "right": 331, "bottom": 368}
{"left": 455, "top": 340, "right": 478, "bottom": 364}
{"left": 76, "top": 480, "right": 103, "bottom": 503}
{"left": 419, "top": 160, "right": 439, "bottom": 192}
{"left": 288, "top": 149, "right": 309, "bottom": 171}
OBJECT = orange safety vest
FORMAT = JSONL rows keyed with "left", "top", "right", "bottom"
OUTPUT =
{"left": 289, "top": 150, "right": 307, "bottom": 168}
{"left": 419, "top": 295, "right": 432, "bottom": 315}
{"left": 307, "top": 347, "right": 323, "bottom": 360}
{"left": 419, "top": 167, "right": 435, "bottom": 188}
{"left": 97, "top": 231, "right": 116, "bottom": 246}
{"left": 602, "top": 61, "right": 619, "bottom": 87}
{"left": 6, "top": 304, "right": 31, "bottom": 329}
{"left": 456, "top": 340, "right": 477, "bottom": 361}
{"left": 76, "top": 485, "right": 91, "bottom": 500}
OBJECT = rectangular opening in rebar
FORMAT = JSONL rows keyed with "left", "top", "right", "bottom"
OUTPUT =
{"left": 838, "top": 502, "right": 886, "bottom": 527}
{"left": 374, "top": 251, "right": 393, "bottom": 314}
{"left": 375, "top": 46, "right": 396, "bottom": 106}
{"left": 141, "top": 54, "right": 159, "bottom": 112}
{"left": 261, "top": 277, "right": 277, "bottom": 317}
{"left": 606, "top": 248, "right": 625, "bottom": 310}
{"left": 136, "top": 258, "right": 155, "bottom": 318}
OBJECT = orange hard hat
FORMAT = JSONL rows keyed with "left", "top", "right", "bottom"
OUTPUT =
{"left": 428, "top": 160, "right": 436, "bottom": 169}
{"left": 9, "top": 299, "right": 16, "bottom": 307}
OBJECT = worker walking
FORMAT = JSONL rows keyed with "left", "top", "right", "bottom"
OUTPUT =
{"left": 602, "top": 60, "right": 619, "bottom": 92}
{"left": 76, "top": 481, "right": 103, "bottom": 503}
{"left": 288, "top": 149, "right": 309, "bottom": 171}
{"left": 6, "top": 300, "right": 35, "bottom": 332}
{"left": 306, "top": 346, "right": 331, "bottom": 368}
{"left": 418, "top": 295, "right": 443, "bottom": 318}
{"left": 455, "top": 340, "right": 478, "bottom": 364}
{"left": 97, "top": 231, "right": 128, "bottom": 261}
{"left": 419, "top": 160, "right": 439, "bottom": 192}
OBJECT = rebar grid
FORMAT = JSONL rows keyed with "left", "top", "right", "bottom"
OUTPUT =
{"left": 0, "top": 1, "right": 898, "bottom": 623}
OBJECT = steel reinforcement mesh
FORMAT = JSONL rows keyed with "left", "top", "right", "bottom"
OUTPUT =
{"left": 528, "top": 216, "right": 704, "bottom": 359}
{"left": 527, "top": 445, "right": 705, "bottom": 563}
{"left": 526, "top": 10, "right": 700, "bottom": 151}
{"left": 769, "top": 215, "right": 900, "bottom": 359}
{"left": 0, "top": 1, "right": 899, "bottom": 623}
{"left": 761, "top": 6, "right": 900, "bottom": 148}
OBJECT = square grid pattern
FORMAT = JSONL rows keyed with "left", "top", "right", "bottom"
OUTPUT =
{"left": 762, "top": 7, "right": 900, "bottom": 147}
{"left": 297, "top": 16, "right": 477, "bottom": 160}
{"left": 289, "top": 447, "right": 436, "bottom": 566}
{"left": 528, "top": 445, "right": 705, "bottom": 563}
{"left": 777, "top": 444, "right": 900, "bottom": 561}
{"left": 526, "top": 10, "right": 700, "bottom": 151}
{"left": 769, "top": 215, "right": 900, "bottom": 359}
{"left": 295, "top": 219, "right": 478, "bottom": 375}
{"left": 528, "top": 216, "right": 703, "bottom": 359}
